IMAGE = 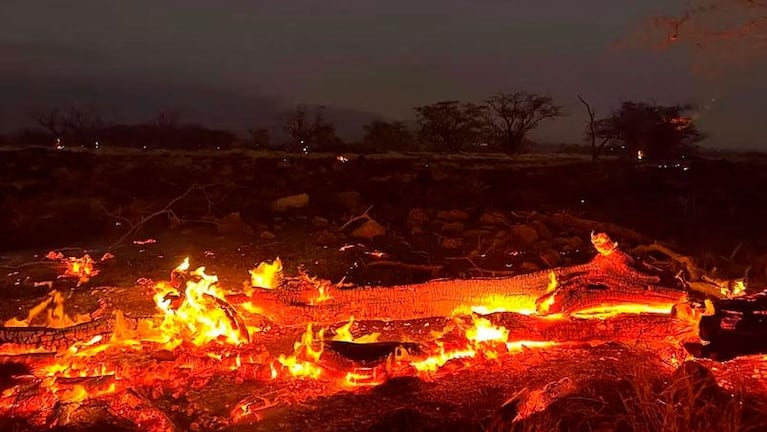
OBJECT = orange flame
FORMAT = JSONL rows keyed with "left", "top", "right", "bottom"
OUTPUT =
{"left": 331, "top": 316, "right": 380, "bottom": 343}
{"left": 536, "top": 272, "right": 559, "bottom": 315}
{"left": 3, "top": 290, "right": 93, "bottom": 328}
{"left": 275, "top": 324, "right": 325, "bottom": 379}
{"left": 248, "top": 258, "right": 283, "bottom": 290}
{"left": 152, "top": 258, "right": 249, "bottom": 348}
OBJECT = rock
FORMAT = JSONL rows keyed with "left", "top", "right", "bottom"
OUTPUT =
{"left": 407, "top": 208, "right": 431, "bottom": 227}
{"left": 271, "top": 193, "right": 309, "bottom": 212}
{"left": 409, "top": 226, "right": 426, "bottom": 235}
{"left": 479, "top": 211, "right": 508, "bottom": 226}
{"left": 462, "top": 229, "right": 492, "bottom": 239}
{"left": 510, "top": 224, "right": 539, "bottom": 246}
{"left": 441, "top": 221, "right": 465, "bottom": 235}
{"left": 559, "top": 236, "right": 586, "bottom": 252}
{"left": 539, "top": 249, "right": 562, "bottom": 267}
{"left": 216, "top": 212, "right": 254, "bottom": 236}
{"left": 312, "top": 216, "right": 329, "bottom": 228}
{"left": 531, "top": 220, "right": 553, "bottom": 240}
{"left": 259, "top": 230, "right": 277, "bottom": 240}
{"left": 351, "top": 219, "right": 386, "bottom": 239}
{"left": 315, "top": 229, "right": 342, "bottom": 246}
{"left": 336, "top": 190, "right": 361, "bottom": 210}
{"left": 436, "top": 209, "right": 470, "bottom": 222}
{"left": 519, "top": 262, "right": 540, "bottom": 272}
{"left": 441, "top": 238, "right": 464, "bottom": 249}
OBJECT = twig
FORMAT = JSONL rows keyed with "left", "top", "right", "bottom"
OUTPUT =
{"left": 105, "top": 184, "right": 218, "bottom": 250}
{"left": 729, "top": 241, "right": 744, "bottom": 260}
{"left": 338, "top": 204, "right": 374, "bottom": 232}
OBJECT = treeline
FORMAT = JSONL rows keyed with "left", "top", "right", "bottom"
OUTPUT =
{"left": 0, "top": 92, "right": 704, "bottom": 161}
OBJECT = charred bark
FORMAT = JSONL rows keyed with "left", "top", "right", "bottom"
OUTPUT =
{"left": 692, "top": 291, "right": 767, "bottom": 360}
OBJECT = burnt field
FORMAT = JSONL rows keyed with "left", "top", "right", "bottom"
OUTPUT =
{"left": 2, "top": 148, "right": 767, "bottom": 432}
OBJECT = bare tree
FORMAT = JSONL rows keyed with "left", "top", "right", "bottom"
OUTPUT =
{"left": 36, "top": 108, "right": 64, "bottom": 139}
{"left": 60, "top": 106, "right": 107, "bottom": 147}
{"left": 485, "top": 92, "right": 562, "bottom": 154}
{"left": 154, "top": 109, "right": 181, "bottom": 129}
{"left": 577, "top": 95, "right": 610, "bottom": 164}
{"left": 247, "top": 127, "right": 270, "bottom": 149}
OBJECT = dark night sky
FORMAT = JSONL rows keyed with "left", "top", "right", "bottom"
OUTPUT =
{"left": 1, "top": 0, "right": 765, "bottom": 148}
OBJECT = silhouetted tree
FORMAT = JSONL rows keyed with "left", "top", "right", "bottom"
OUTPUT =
{"left": 154, "top": 109, "right": 180, "bottom": 129}
{"left": 362, "top": 120, "right": 414, "bottom": 151}
{"left": 247, "top": 127, "right": 271, "bottom": 149}
{"left": 484, "top": 92, "right": 562, "bottom": 154}
{"left": 415, "top": 101, "right": 486, "bottom": 152}
{"left": 283, "top": 105, "right": 341, "bottom": 152}
{"left": 577, "top": 94, "right": 610, "bottom": 164}
{"left": 35, "top": 106, "right": 108, "bottom": 148}
{"left": 35, "top": 108, "right": 64, "bottom": 139}
{"left": 594, "top": 101, "right": 703, "bottom": 160}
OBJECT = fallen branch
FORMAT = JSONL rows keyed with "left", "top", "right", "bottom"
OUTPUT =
{"left": 103, "top": 184, "right": 218, "bottom": 249}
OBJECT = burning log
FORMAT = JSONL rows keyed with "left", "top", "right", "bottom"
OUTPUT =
{"left": 691, "top": 290, "right": 767, "bottom": 360}
{"left": 253, "top": 235, "right": 685, "bottom": 326}
{"left": 0, "top": 234, "right": 686, "bottom": 358}
{"left": 0, "top": 319, "right": 115, "bottom": 350}
{"left": 323, "top": 312, "right": 692, "bottom": 352}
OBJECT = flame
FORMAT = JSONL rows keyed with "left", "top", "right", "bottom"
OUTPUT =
{"left": 46, "top": 251, "right": 101, "bottom": 284}
{"left": 536, "top": 272, "right": 559, "bottom": 315}
{"left": 465, "top": 316, "right": 509, "bottom": 344}
{"left": 721, "top": 279, "right": 747, "bottom": 298}
{"left": 571, "top": 303, "right": 675, "bottom": 319}
{"left": 310, "top": 283, "right": 333, "bottom": 305}
{"left": 453, "top": 294, "right": 539, "bottom": 316}
{"left": 590, "top": 232, "right": 618, "bottom": 256}
{"left": 407, "top": 316, "right": 556, "bottom": 374}
{"left": 331, "top": 316, "right": 380, "bottom": 343}
{"left": 276, "top": 324, "right": 325, "bottom": 379}
{"left": 248, "top": 258, "right": 283, "bottom": 290}
{"left": 3, "top": 290, "right": 92, "bottom": 328}
{"left": 152, "top": 258, "right": 249, "bottom": 348}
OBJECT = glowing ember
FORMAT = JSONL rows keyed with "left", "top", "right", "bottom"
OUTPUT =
{"left": 591, "top": 232, "right": 618, "bottom": 256}
{"left": 453, "top": 294, "right": 538, "bottom": 316}
{"left": 405, "top": 315, "right": 556, "bottom": 373}
{"left": 248, "top": 258, "right": 283, "bottom": 290}
{"left": 721, "top": 279, "right": 747, "bottom": 298}
{"left": 46, "top": 251, "right": 102, "bottom": 284}
{"left": 0, "top": 239, "right": 708, "bottom": 429}
{"left": 571, "top": 303, "right": 675, "bottom": 319}
{"left": 465, "top": 316, "right": 509, "bottom": 344}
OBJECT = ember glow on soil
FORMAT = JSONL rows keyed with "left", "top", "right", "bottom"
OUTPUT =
{"left": 0, "top": 234, "right": 760, "bottom": 430}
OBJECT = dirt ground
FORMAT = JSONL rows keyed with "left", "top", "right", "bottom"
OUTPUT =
{"left": 2, "top": 148, "right": 767, "bottom": 431}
